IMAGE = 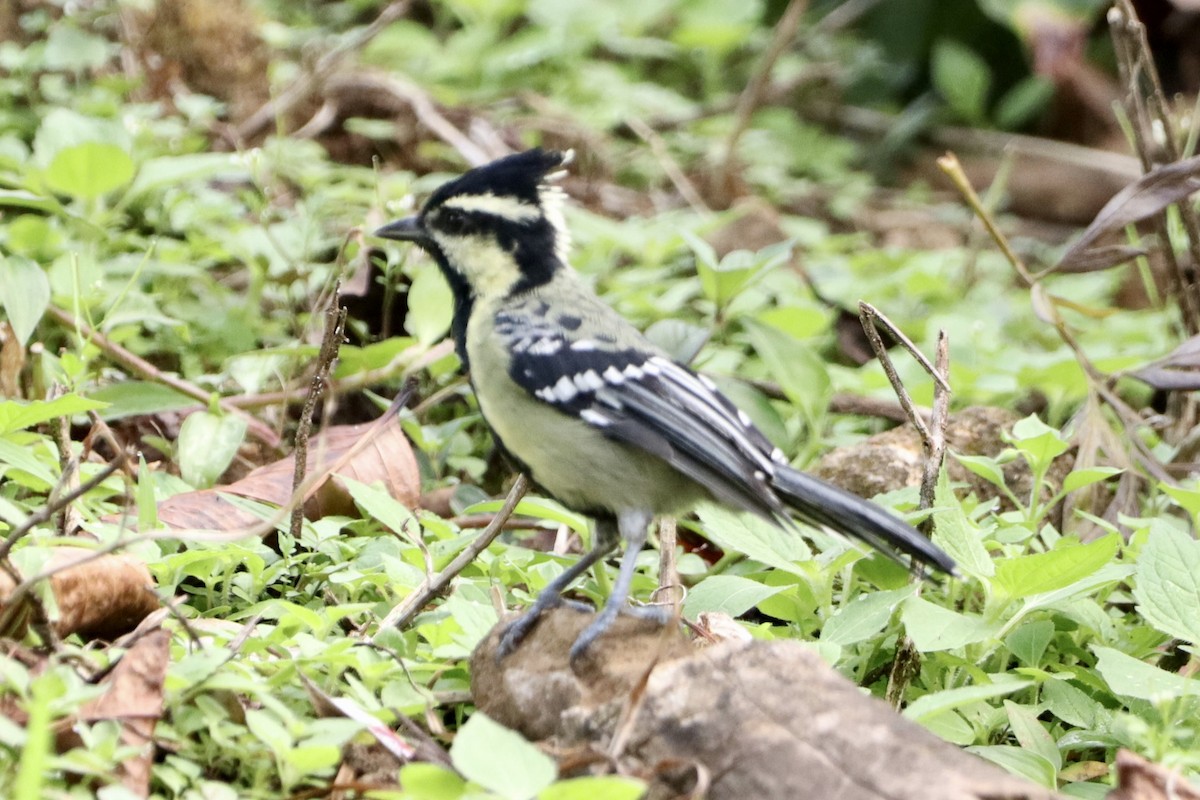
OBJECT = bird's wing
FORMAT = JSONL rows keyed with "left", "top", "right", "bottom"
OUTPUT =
{"left": 499, "top": 306, "right": 786, "bottom": 520}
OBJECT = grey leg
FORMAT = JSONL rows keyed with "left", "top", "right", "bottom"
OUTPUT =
{"left": 496, "top": 517, "right": 620, "bottom": 659}
{"left": 569, "top": 509, "right": 656, "bottom": 662}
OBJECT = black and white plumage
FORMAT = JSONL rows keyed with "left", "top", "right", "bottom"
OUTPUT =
{"left": 376, "top": 148, "right": 955, "bottom": 660}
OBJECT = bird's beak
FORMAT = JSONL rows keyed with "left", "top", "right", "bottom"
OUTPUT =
{"left": 374, "top": 216, "right": 433, "bottom": 248}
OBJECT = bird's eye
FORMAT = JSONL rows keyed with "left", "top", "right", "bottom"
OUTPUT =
{"left": 438, "top": 208, "right": 468, "bottom": 234}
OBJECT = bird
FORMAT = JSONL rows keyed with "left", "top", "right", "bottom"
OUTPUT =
{"left": 375, "top": 148, "right": 956, "bottom": 661}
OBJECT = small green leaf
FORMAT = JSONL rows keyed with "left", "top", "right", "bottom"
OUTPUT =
{"left": 44, "top": 142, "right": 135, "bottom": 199}
{"left": 1007, "top": 415, "right": 1069, "bottom": 471}
{"left": 87, "top": 381, "right": 195, "bottom": 421}
{"left": 1062, "top": 466, "right": 1123, "bottom": 494}
{"left": 1132, "top": 523, "right": 1200, "bottom": 645}
{"left": 951, "top": 453, "right": 1008, "bottom": 489}
{"left": 1042, "top": 679, "right": 1103, "bottom": 729}
{"left": 902, "top": 596, "right": 998, "bottom": 651}
{"left": 177, "top": 411, "right": 247, "bottom": 488}
{"left": 343, "top": 476, "right": 419, "bottom": 535}
{"left": 397, "top": 763, "right": 467, "bottom": 800}
{"left": 450, "top": 712, "right": 556, "bottom": 800}
{"left": 1003, "top": 700, "right": 1061, "bottom": 771}
{"left": 932, "top": 469, "right": 995, "bottom": 578}
{"left": 821, "top": 586, "right": 912, "bottom": 647}
{"left": 904, "top": 679, "right": 1034, "bottom": 723}
{"left": 743, "top": 319, "right": 830, "bottom": 430}
{"left": 406, "top": 262, "right": 454, "bottom": 345}
{"left": 1004, "top": 620, "right": 1055, "bottom": 667}
{"left": 0, "top": 255, "right": 50, "bottom": 345}
{"left": 0, "top": 394, "right": 106, "bottom": 435}
{"left": 538, "top": 776, "right": 646, "bottom": 800}
{"left": 967, "top": 745, "right": 1058, "bottom": 789}
{"left": 931, "top": 39, "right": 992, "bottom": 124}
{"left": 1092, "top": 646, "right": 1197, "bottom": 701}
{"left": 993, "top": 75, "right": 1054, "bottom": 130}
{"left": 695, "top": 503, "right": 810, "bottom": 576}
{"left": 993, "top": 535, "right": 1118, "bottom": 599}
{"left": 683, "top": 574, "right": 785, "bottom": 618}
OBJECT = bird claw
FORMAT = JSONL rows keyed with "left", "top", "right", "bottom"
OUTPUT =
{"left": 494, "top": 596, "right": 595, "bottom": 660}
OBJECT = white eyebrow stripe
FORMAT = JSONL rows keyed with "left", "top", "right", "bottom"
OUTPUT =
{"left": 442, "top": 193, "right": 541, "bottom": 222}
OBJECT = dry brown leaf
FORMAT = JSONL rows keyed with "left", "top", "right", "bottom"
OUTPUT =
{"left": 1108, "top": 749, "right": 1200, "bottom": 800}
{"left": 0, "top": 550, "right": 158, "bottom": 640}
{"left": 1056, "top": 155, "right": 1200, "bottom": 273}
{"left": 157, "top": 417, "right": 419, "bottom": 530}
{"left": 1127, "top": 334, "right": 1200, "bottom": 390}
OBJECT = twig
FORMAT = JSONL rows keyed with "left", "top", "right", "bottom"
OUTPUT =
{"left": 372, "top": 474, "right": 530, "bottom": 635}
{"left": 44, "top": 305, "right": 281, "bottom": 449}
{"left": 718, "top": 0, "right": 809, "bottom": 184}
{"left": 626, "top": 117, "right": 711, "bottom": 216}
{"left": 235, "top": 0, "right": 413, "bottom": 142}
{"left": 290, "top": 293, "right": 347, "bottom": 540}
{"left": 857, "top": 303, "right": 950, "bottom": 443}
{"left": 653, "top": 516, "right": 682, "bottom": 616}
{"left": 918, "top": 331, "right": 951, "bottom": 530}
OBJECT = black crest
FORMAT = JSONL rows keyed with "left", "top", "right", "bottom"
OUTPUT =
{"left": 426, "top": 148, "right": 568, "bottom": 209}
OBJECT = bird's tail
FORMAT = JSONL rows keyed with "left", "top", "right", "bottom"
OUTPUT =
{"left": 770, "top": 467, "right": 957, "bottom": 575}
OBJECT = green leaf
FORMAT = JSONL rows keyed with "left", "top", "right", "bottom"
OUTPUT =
{"left": 450, "top": 712, "right": 557, "bottom": 800}
{"left": 901, "top": 597, "right": 998, "bottom": 651}
{"left": 951, "top": 453, "right": 1008, "bottom": 490}
{"left": 1004, "top": 620, "right": 1055, "bottom": 667}
{"left": 682, "top": 574, "right": 785, "bottom": 618}
{"left": 1062, "top": 466, "right": 1123, "bottom": 494}
{"left": 397, "top": 763, "right": 467, "bottom": 800}
{"left": 1007, "top": 415, "right": 1069, "bottom": 471}
{"left": 1132, "top": 523, "right": 1200, "bottom": 645}
{"left": 694, "top": 503, "right": 810, "bottom": 576}
{"left": 406, "top": 262, "right": 454, "bottom": 345}
{"left": 1042, "top": 679, "right": 1103, "bottom": 729}
{"left": 993, "top": 535, "right": 1118, "bottom": 599}
{"left": 177, "top": 411, "right": 248, "bottom": 488}
{"left": 538, "top": 776, "right": 646, "bottom": 800}
{"left": 993, "top": 75, "right": 1054, "bottom": 130}
{"left": 932, "top": 469, "right": 995, "bottom": 578}
{"left": 1092, "top": 646, "right": 1198, "bottom": 701}
{"left": 742, "top": 319, "right": 830, "bottom": 429}
{"left": 821, "top": 586, "right": 913, "bottom": 647}
{"left": 931, "top": 39, "right": 992, "bottom": 124}
{"left": 0, "top": 255, "right": 50, "bottom": 345}
{"left": 0, "top": 394, "right": 106, "bottom": 435}
{"left": 0, "top": 437, "right": 57, "bottom": 487}
{"left": 1003, "top": 700, "right": 1061, "bottom": 771}
{"left": 967, "top": 745, "right": 1058, "bottom": 789}
{"left": 343, "top": 476, "right": 419, "bottom": 534}
{"left": 903, "top": 679, "right": 1034, "bottom": 723}
{"left": 44, "top": 142, "right": 135, "bottom": 199}
{"left": 86, "top": 382, "right": 195, "bottom": 420}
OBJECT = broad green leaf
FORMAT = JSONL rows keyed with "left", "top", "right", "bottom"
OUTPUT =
{"left": 538, "top": 776, "right": 646, "bottom": 800}
{"left": 932, "top": 469, "right": 995, "bottom": 578}
{"left": 343, "top": 476, "right": 418, "bottom": 535}
{"left": 821, "top": 586, "right": 913, "bottom": 647}
{"left": 682, "top": 574, "right": 785, "bottom": 618}
{"left": 1007, "top": 415, "right": 1070, "bottom": 471}
{"left": 0, "top": 394, "right": 106, "bottom": 435}
{"left": 743, "top": 319, "right": 830, "bottom": 429}
{"left": 1132, "top": 523, "right": 1200, "bottom": 645}
{"left": 1004, "top": 620, "right": 1055, "bottom": 667}
{"left": 902, "top": 597, "right": 998, "bottom": 651}
{"left": 406, "top": 262, "right": 454, "bottom": 345}
{"left": 1161, "top": 482, "right": 1200, "bottom": 519}
{"left": 177, "top": 411, "right": 247, "bottom": 489}
{"left": 450, "top": 712, "right": 556, "bottom": 800}
{"left": 1062, "top": 466, "right": 1123, "bottom": 494}
{"left": 968, "top": 745, "right": 1058, "bottom": 789}
{"left": 44, "top": 142, "right": 135, "bottom": 199}
{"left": 903, "top": 679, "right": 1033, "bottom": 722}
{"left": 1043, "top": 679, "right": 1103, "bottom": 729}
{"left": 931, "top": 39, "right": 991, "bottom": 124}
{"left": 397, "top": 762, "right": 467, "bottom": 800}
{"left": 950, "top": 453, "right": 1008, "bottom": 490}
{"left": 993, "top": 535, "right": 1118, "bottom": 599}
{"left": 87, "top": 382, "right": 194, "bottom": 420}
{"left": 1092, "top": 646, "right": 1197, "bottom": 701}
{"left": 1003, "top": 701, "right": 1061, "bottom": 770}
{"left": 0, "top": 255, "right": 50, "bottom": 345}
{"left": 994, "top": 75, "right": 1054, "bottom": 130}
{"left": 695, "top": 503, "right": 810, "bottom": 576}
{"left": 466, "top": 496, "right": 589, "bottom": 535}
{"left": 0, "top": 437, "right": 57, "bottom": 487}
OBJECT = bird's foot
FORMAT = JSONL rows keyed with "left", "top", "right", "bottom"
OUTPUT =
{"left": 495, "top": 595, "right": 595, "bottom": 660}
{"left": 568, "top": 602, "right": 674, "bottom": 664}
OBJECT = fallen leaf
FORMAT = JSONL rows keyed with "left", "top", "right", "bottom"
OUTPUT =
{"left": 1127, "top": 334, "right": 1200, "bottom": 390}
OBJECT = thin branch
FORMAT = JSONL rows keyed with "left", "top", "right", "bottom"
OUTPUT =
{"left": 371, "top": 474, "right": 530, "bottom": 636}
{"left": 290, "top": 294, "right": 347, "bottom": 540}
{"left": 235, "top": 0, "right": 413, "bottom": 142}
